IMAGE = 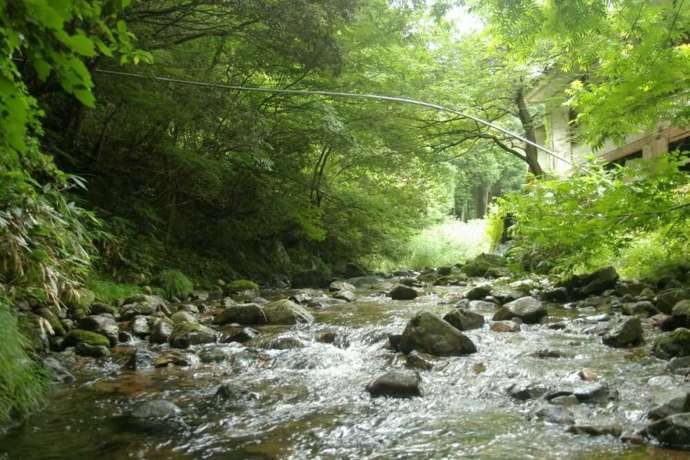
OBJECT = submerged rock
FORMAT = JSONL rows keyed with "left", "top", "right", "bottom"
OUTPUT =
{"left": 533, "top": 406, "right": 574, "bottom": 425}
{"left": 129, "top": 400, "right": 182, "bottom": 432}
{"left": 492, "top": 296, "right": 546, "bottom": 324}
{"left": 490, "top": 321, "right": 521, "bottom": 333}
{"left": 567, "top": 424, "right": 622, "bottom": 437}
{"left": 388, "top": 285, "right": 419, "bottom": 300}
{"left": 508, "top": 383, "right": 548, "bottom": 401}
{"left": 399, "top": 312, "right": 477, "bottom": 356}
{"left": 602, "top": 317, "right": 642, "bottom": 348}
{"left": 443, "top": 309, "right": 484, "bottom": 331}
{"left": 405, "top": 350, "right": 434, "bottom": 371}
{"left": 366, "top": 370, "right": 421, "bottom": 398}
{"left": 43, "top": 357, "right": 75, "bottom": 384}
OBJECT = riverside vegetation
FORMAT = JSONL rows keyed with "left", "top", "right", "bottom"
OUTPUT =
{"left": 1, "top": 1, "right": 690, "bottom": 459}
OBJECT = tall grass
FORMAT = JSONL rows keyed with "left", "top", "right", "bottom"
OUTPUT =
{"left": 0, "top": 296, "right": 47, "bottom": 424}
{"left": 372, "top": 219, "right": 489, "bottom": 271}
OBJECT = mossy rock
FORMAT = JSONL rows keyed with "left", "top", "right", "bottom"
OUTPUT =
{"left": 169, "top": 321, "right": 216, "bottom": 348}
{"left": 462, "top": 253, "right": 507, "bottom": 278}
{"left": 158, "top": 270, "right": 194, "bottom": 300}
{"left": 64, "top": 329, "right": 110, "bottom": 348}
{"left": 654, "top": 328, "right": 690, "bottom": 360}
{"left": 227, "top": 279, "right": 260, "bottom": 293}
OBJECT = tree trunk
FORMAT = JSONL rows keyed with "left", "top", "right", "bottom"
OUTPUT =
{"left": 515, "top": 87, "right": 544, "bottom": 177}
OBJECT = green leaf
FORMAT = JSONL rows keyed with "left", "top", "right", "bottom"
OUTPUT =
{"left": 62, "top": 32, "right": 96, "bottom": 57}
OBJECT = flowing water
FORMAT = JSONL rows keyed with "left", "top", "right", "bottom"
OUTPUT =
{"left": 1, "top": 278, "right": 689, "bottom": 459}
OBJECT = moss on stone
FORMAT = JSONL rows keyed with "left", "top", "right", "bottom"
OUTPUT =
{"left": 227, "top": 279, "right": 259, "bottom": 292}
{"left": 64, "top": 329, "right": 110, "bottom": 348}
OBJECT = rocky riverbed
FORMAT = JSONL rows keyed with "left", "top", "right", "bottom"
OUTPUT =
{"left": 2, "top": 261, "right": 690, "bottom": 459}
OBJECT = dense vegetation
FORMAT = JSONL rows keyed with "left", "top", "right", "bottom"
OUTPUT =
{"left": 0, "top": 0, "right": 688, "bottom": 425}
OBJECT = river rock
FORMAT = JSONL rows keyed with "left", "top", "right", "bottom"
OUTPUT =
{"left": 668, "top": 356, "right": 690, "bottom": 373}
{"left": 43, "top": 356, "right": 75, "bottom": 383}
{"left": 443, "top": 309, "right": 484, "bottom": 331}
{"left": 64, "top": 329, "right": 110, "bottom": 348}
{"left": 567, "top": 424, "right": 622, "bottom": 437}
{"left": 215, "top": 382, "right": 260, "bottom": 402}
{"left": 125, "top": 348, "right": 155, "bottom": 370}
{"left": 333, "top": 290, "right": 356, "bottom": 302}
{"left": 492, "top": 296, "right": 546, "bottom": 324}
{"left": 154, "top": 350, "right": 196, "bottom": 367}
{"left": 405, "top": 350, "right": 434, "bottom": 371}
{"left": 644, "top": 413, "right": 690, "bottom": 449}
{"left": 649, "top": 393, "right": 690, "bottom": 420}
{"left": 263, "top": 299, "right": 314, "bottom": 324}
{"left": 558, "top": 266, "right": 619, "bottom": 299}
{"left": 653, "top": 328, "right": 690, "bottom": 359}
{"left": 389, "top": 285, "right": 419, "bottom": 300}
{"left": 120, "top": 295, "right": 169, "bottom": 320}
{"left": 75, "top": 342, "right": 110, "bottom": 358}
{"left": 622, "top": 301, "right": 657, "bottom": 317}
{"left": 466, "top": 285, "right": 491, "bottom": 300}
{"left": 78, "top": 314, "right": 119, "bottom": 346}
{"left": 602, "top": 317, "right": 642, "bottom": 348}
{"left": 90, "top": 302, "right": 118, "bottom": 316}
{"left": 657, "top": 289, "right": 690, "bottom": 314}
{"left": 132, "top": 315, "right": 151, "bottom": 337}
{"left": 490, "top": 321, "right": 521, "bottom": 332}
{"left": 150, "top": 319, "right": 174, "bottom": 344}
{"left": 366, "top": 370, "right": 421, "bottom": 398}
{"left": 508, "top": 383, "right": 548, "bottom": 401}
{"left": 214, "top": 303, "right": 267, "bottom": 325}
{"left": 533, "top": 406, "right": 574, "bottom": 425}
{"left": 169, "top": 322, "right": 216, "bottom": 348}
{"left": 573, "top": 383, "right": 613, "bottom": 403}
{"left": 329, "top": 281, "right": 356, "bottom": 292}
{"left": 268, "top": 336, "right": 305, "bottom": 350}
{"left": 399, "top": 312, "right": 477, "bottom": 356}
{"left": 199, "top": 348, "right": 229, "bottom": 363}
{"left": 170, "top": 310, "right": 196, "bottom": 324}
{"left": 221, "top": 325, "right": 259, "bottom": 343}
{"left": 462, "top": 253, "right": 506, "bottom": 278}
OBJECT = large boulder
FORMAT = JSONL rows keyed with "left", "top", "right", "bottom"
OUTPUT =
{"left": 263, "top": 299, "right": 314, "bottom": 324}
{"left": 150, "top": 319, "right": 174, "bottom": 344}
{"left": 388, "top": 285, "right": 419, "bottom": 300}
{"left": 649, "top": 393, "right": 690, "bottom": 420}
{"left": 366, "top": 370, "right": 421, "bottom": 398}
{"left": 492, "top": 297, "right": 546, "bottom": 324}
{"left": 557, "top": 266, "right": 619, "bottom": 299}
{"left": 214, "top": 303, "right": 267, "bottom": 325}
{"left": 443, "top": 309, "right": 484, "bottom": 331}
{"left": 644, "top": 413, "right": 690, "bottom": 449}
{"left": 399, "top": 312, "right": 477, "bottom": 356}
{"left": 602, "top": 317, "right": 642, "bottom": 348}
{"left": 653, "top": 328, "right": 690, "bottom": 359}
{"left": 664, "top": 300, "right": 690, "bottom": 331}
{"left": 465, "top": 285, "right": 491, "bottom": 301}
{"left": 78, "top": 315, "right": 119, "bottom": 346}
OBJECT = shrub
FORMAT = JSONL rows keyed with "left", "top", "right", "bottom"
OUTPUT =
{"left": 227, "top": 279, "right": 260, "bottom": 292}
{"left": 497, "top": 155, "right": 690, "bottom": 276}
{"left": 86, "top": 278, "right": 142, "bottom": 304}
{"left": 159, "top": 270, "right": 194, "bottom": 299}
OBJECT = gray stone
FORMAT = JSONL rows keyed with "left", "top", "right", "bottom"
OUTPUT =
{"left": 567, "top": 425, "right": 622, "bottom": 437}
{"left": 657, "top": 289, "right": 690, "bottom": 314}
{"left": 132, "top": 316, "right": 151, "bottom": 337}
{"left": 490, "top": 321, "right": 521, "bottom": 333}
{"left": 333, "top": 290, "right": 356, "bottom": 302}
{"left": 366, "top": 370, "right": 421, "bottom": 398}
{"left": 221, "top": 325, "right": 259, "bottom": 343}
{"left": 649, "top": 394, "right": 690, "bottom": 420}
{"left": 533, "top": 406, "right": 574, "bottom": 425}
{"left": 170, "top": 310, "right": 196, "bottom": 324}
{"left": 149, "top": 319, "right": 174, "bottom": 344}
{"left": 399, "top": 312, "right": 477, "bottom": 356}
{"left": 443, "top": 309, "right": 485, "bottom": 331}
{"left": 169, "top": 322, "right": 216, "bottom": 348}
{"left": 405, "top": 351, "right": 434, "bottom": 371}
{"left": 329, "top": 281, "right": 356, "bottom": 292}
{"left": 573, "top": 383, "right": 613, "bottom": 403}
{"left": 493, "top": 296, "right": 546, "bottom": 324}
{"left": 602, "top": 317, "right": 642, "bottom": 348}
{"left": 75, "top": 342, "right": 110, "bottom": 358}
{"left": 622, "top": 301, "right": 657, "bottom": 317}
{"left": 508, "top": 383, "right": 548, "bottom": 401}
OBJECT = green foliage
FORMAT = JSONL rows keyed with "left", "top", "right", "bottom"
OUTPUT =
{"left": 498, "top": 155, "right": 690, "bottom": 276}
{"left": 485, "top": 204, "right": 506, "bottom": 251}
{"left": 473, "top": 0, "right": 690, "bottom": 146}
{"left": 227, "top": 280, "right": 260, "bottom": 293}
{"left": 158, "top": 270, "right": 193, "bottom": 300}
{"left": 0, "top": 296, "right": 47, "bottom": 424}
{"left": 86, "top": 277, "right": 141, "bottom": 304}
